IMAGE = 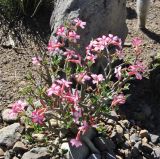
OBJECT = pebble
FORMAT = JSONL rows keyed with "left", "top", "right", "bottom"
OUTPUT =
{"left": 13, "top": 141, "right": 28, "bottom": 153}
{"left": 0, "top": 148, "right": 4, "bottom": 156}
{"left": 115, "top": 125, "right": 123, "bottom": 135}
{"left": 32, "top": 134, "right": 45, "bottom": 142}
{"left": 150, "top": 134, "right": 159, "bottom": 144}
{"left": 151, "top": 147, "right": 160, "bottom": 158}
{"left": 0, "top": 123, "right": 23, "bottom": 148}
{"left": 2, "top": 109, "right": 18, "bottom": 123}
{"left": 130, "top": 133, "right": 140, "bottom": 145}
{"left": 141, "top": 143, "right": 153, "bottom": 154}
{"left": 139, "top": 130, "right": 149, "bottom": 138}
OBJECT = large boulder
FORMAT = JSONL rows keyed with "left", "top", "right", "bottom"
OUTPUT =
{"left": 50, "top": 0, "right": 128, "bottom": 48}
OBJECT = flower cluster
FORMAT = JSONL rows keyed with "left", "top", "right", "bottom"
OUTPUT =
{"left": 10, "top": 18, "right": 147, "bottom": 148}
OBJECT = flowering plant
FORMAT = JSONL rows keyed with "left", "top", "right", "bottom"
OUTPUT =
{"left": 10, "top": 18, "right": 147, "bottom": 148}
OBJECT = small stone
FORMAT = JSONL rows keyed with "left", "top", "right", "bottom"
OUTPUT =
{"left": 124, "top": 134, "right": 130, "bottom": 140}
{"left": 49, "top": 119, "right": 58, "bottom": 127}
{"left": 130, "top": 133, "right": 140, "bottom": 145}
{"left": 60, "top": 142, "right": 90, "bottom": 159}
{"left": 106, "top": 125, "right": 113, "bottom": 133}
{"left": 151, "top": 147, "right": 160, "bottom": 158}
{"left": 107, "top": 119, "right": 115, "bottom": 125}
{"left": 4, "top": 151, "right": 11, "bottom": 159}
{"left": 110, "top": 111, "right": 119, "bottom": 120}
{"left": 124, "top": 149, "right": 131, "bottom": 158}
{"left": 32, "top": 134, "right": 45, "bottom": 142}
{"left": 81, "top": 127, "right": 99, "bottom": 154}
{"left": 93, "top": 137, "right": 115, "bottom": 154}
{"left": 115, "top": 125, "right": 123, "bottom": 135}
{"left": 2, "top": 109, "right": 18, "bottom": 123}
{"left": 22, "top": 147, "right": 50, "bottom": 159}
{"left": 139, "top": 130, "right": 149, "bottom": 138}
{"left": 142, "top": 137, "right": 148, "bottom": 144}
{"left": 141, "top": 143, "right": 153, "bottom": 154}
{"left": 0, "top": 123, "right": 23, "bottom": 148}
{"left": 0, "top": 148, "right": 4, "bottom": 156}
{"left": 131, "top": 147, "right": 140, "bottom": 157}
{"left": 13, "top": 141, "right": 28, "bottom": 153}
{"left": 150, "top": 134, "right": 159, "bottom": 144}
{"left": 124, "top": 141, "right": 131, "bottom": 149}
{"left": 118, "top": 120, "right": 130, "bottom": 129}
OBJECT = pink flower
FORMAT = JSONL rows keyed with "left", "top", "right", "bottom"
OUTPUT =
{"left": 56, "top": 79, "right": 72, "bottom": 88}
{"left": 67, "top": 31, "right": 80, "bottom": 43}
{"left": 31, "top": 108, "right": 46, "bottom": 125}
{"left": 47, "top": 83, "right": 62, "bottom": 96}
{"left": 87, "top": 34, "right": 122, "bottom": 53}
{"left": 74, "top": 18, "right": 86, "bottom": 29}
{"left": 71, "top": 107, "right": 82, "bottom": 123}
{"left": 47, "top": 40, "right": 64, "bottom": 53}
{"left": 128, "top": 62, "right": 145, "bottom": 80}
{"left": 86, "top": 53, "right": 97, "bottom": 63}
{"left": 32, "top": 56, "right": 42, "bottom": 65}
{"left": 63, "top": 49, "right": 75, "bottom": 59}
{"left": 114, "top": 66, "right": 122, "bottom": 80}
{"left": 111, "top": 94, "right": 126, "bottom": 107}
{"left": 70, "top": 138, "right": 82, "bottom": 148}
{"left": 56, "top": 26, "right": 66, "bottom": 37}
{"left": 67, "top": 54, "right": 82, "bottom": 66}
{"left": 70, "top": 128, "right": 82, "bottom": 148}
{"left": 75, "top": 72, "right": 91, "bottom": 84}
{"left": 63, "top": 89, "right": 80, "bottom": 107}
{"left": 132, "top": 37, "right": 142, "bottom": 47}
{"left": 91, "top": 74, "right": 104, "bottom": 84}
{"left": 9, "top": 100, "right": 27, "bottom": 117}
{"left": 78, "top": 121, "right": 89, "bottom": 134}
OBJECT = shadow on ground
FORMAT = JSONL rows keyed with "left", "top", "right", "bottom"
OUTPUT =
{"left": 119, "top": 63, "right": 160, "bottom": 135}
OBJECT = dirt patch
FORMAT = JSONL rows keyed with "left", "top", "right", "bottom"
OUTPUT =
{"left": 0, "top": 7, "right": 52, "bottom": 109}
{"left": 0, "top": 0, "right": 160, "bottom": 129}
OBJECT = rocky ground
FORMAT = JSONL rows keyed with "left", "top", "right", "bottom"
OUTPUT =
{"left": 0, "top": 0, "right": 160, "bottom": 159}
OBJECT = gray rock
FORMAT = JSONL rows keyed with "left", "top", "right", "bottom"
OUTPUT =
{"left": 2, "top": 109, "right": 18, "bottom": 123}
{"left": 13, "top": 141, "right": 28, "bottom": 153}
{"left": 115, "top": 125, "right": 123, "bottom": 135}
{"left": 50, "top": 0, "right": 128, "bottom": 50}
{"left": 60, "top": 142, "right": 90, "bottom": 159}
{"left": 139, "top": 130, "right": 149, "bottom": 138}
{"left": 109, "top": 111, "right": 119, "bottom": 120}
{"left": 130, "top": 133, "right": 140, "bottom": 145}
{"left": 0, "top": 123, "right": 23, "bottom": 148}
{"left": 152, "top": 147, "right": 160, "bottom": 158}
{"left": 22, "top": 147, "right": 50, "bottom": 159}
{"left": 81, "top": 127, "right": 99, "bottom": 154}
{"left": 107, "top": 119, "right": 115, "bottom": 125}
{"left": 118, "top": 120, "right": 130, "bottom": 129}
{"left": 141, "top": 143, "right": 153, "bottom": 154}
{"left": 87, "top": 154, "right": 101, "bottom": 159}
{"left": 32, "top": 134, "right": 45, "bottom": 142}
{"left": 93, "top": 136, "right": 115, "bottom": 154}
{"left": 0, "top": 148, "right": 4, "bottom": 157}
{"left": 131, "top": 147, "right": 140, "bottom": 158}
{"left": 150, "top": 134, "right": 159, "bottom": 144}
{"left": 4, "top": 151, "right": 11, "bottom": 159}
